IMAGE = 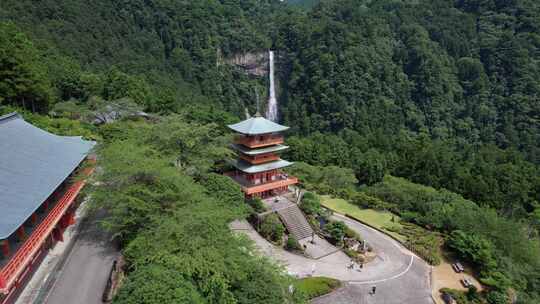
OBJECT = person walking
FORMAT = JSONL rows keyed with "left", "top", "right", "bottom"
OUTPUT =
{"left": 371, "top": 285, "right": 377, "bottom": 295}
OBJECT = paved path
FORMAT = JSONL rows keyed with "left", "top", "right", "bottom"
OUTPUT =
{"left": 231, "top": 212, "right": 433, "bottom": 304}
{"left": 312, "top": 214, "right": 433, "bottom": 304}
{"left": 43, "top": 211, "right": 118, "bottom": 304}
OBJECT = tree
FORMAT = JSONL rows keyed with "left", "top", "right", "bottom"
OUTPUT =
{"left": 0, "top": 22, "right": 52, "bottom": 112}
{"left": 299, "top": 192, "right": 321, "bottom": 215}
{"left": 147, "top": 115, "right": 231, "bottom": 176}
{"left": 354, "top": 149, "right": 387, "bottom": 185}
{"left": 201, "top": 173, "right": 246, "bottom": 213}
{"left": 324, "top": 221, "right": 347, "bottom": 244}
{"left": 447, "top": 230, "right": 497, "bottom": 271}
{"left": 114, "top": 265, "right": 206, "bottom": 304}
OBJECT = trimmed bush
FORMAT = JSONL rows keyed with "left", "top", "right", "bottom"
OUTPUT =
{"left": 286, "top": 235, "right": 303, "bottom": 252}
{"left": 259, "top": 214, "right": 285, "bottom": 244}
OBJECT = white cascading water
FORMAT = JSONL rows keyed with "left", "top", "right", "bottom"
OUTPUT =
{"left": 265, "top": 50, "right": 278, "bottom": 122}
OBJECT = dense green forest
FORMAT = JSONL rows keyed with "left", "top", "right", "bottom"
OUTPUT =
{"left": 1, "top": 0, "right": 539, "bottom": 303}
{"left": 287, "top": 0, "right": 320, "bottom": 8}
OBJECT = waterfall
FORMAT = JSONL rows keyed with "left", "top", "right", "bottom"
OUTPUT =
{"left": 266, "top": 50, "right": 278, "bottom": 122}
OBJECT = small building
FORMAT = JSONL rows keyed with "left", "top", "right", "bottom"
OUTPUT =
{"left": 225, "top": 113, "right": 298, "bottom": 199}
{"left": 0, "top": 113, "right": 95, "bottom": 304}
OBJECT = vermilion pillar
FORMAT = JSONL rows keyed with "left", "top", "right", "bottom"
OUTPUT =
{"left": 1, "top": 239, "right": 9, "bottom": 257}
{"left": 31, "top": 213, "right": 38, "bottom": 226}
{"left": 16, "top": 226, "right": 26, "bottom": 241}
{"left": 52, "top": 228, "right": 64, "bottom": 242}
{"left": 68, "top": 211, "right": 76, "bottom": 226}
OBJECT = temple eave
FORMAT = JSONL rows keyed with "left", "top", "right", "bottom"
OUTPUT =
{"left": 229, "top": 159, "right": 293, "bottom": 174}
{"left": 242, "top": 177, "right": 298, "bottom": 195}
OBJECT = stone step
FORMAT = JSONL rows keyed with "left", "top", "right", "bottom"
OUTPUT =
{"left": 277, "top": 205, "right": 313, "bottom": 240}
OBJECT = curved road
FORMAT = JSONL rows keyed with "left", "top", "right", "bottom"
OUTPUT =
{"left": 312, "top": 214, "right": 433, "bottom": 304}
{"left": 232, "top": 212, "right": 433, "bottom": 304}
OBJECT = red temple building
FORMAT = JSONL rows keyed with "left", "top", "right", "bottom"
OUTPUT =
{"left": 0, "top": 113, "right": 95, "bottom": 304}
{"left": 226, "top": 113, "right": 298, "bottom": 198}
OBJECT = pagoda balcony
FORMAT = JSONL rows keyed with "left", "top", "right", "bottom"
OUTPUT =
{"left": 234, "top": 134, "right": 284, "bottom": 148}
{"left": 238, "top": 153, "right": 280, "bottom": 165}
{"left": 229, "top": 174, "right": 298, "bottom": 195}
{"left": 0, "top": 167, "right": 93, "bottom": 295}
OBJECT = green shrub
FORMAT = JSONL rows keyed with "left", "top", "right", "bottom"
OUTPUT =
{"left": 350, "top": 192, "right": 397, "bottom": 212}
{"left": 399, "top": 223, "right": 443, "bottom": 266}
{"left": 323, "top": 221, "right": 347, "bottom": 245}
{"left": 440, "top": 288, "right": 470, "bottom": 304}
{"left": 286, "top": 235, "right": 303, "bottom": 252}
{"left": 259, "top": 214, "right": 285, "bottom": 244}
{"left": 447, "top": 230, "right": 498, "bottom": 271}
{"left": 300, "top": 192, "right": 322, "bottom": 215}
{"left": 343, "top": 248, "right": 358, "bottom": 259}
{"left": 307, "top": 216, "right": 321, "bottom": 231}
{"left": 486, "top": 291, "right": 508, "bottom": 304}
{"left": 344, "top": 226, "right": 360, "bottom": 240}
{"left": 294, "top": 277, "right": 341, "bottom": 299}
{"left": 247, "top": 197, "right": 266, "bottom": 213}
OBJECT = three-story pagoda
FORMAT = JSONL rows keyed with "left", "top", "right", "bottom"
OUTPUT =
{"left": 226, "top": 113, "right": 298, "bottom": 199}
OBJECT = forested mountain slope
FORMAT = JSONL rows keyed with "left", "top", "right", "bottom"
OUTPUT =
{"left": 276, "top": 0, "right": 540, "bottom": 163}
{"left": 2, "top": 0, "right": 538, "bottom": 163}
{"left": 0, "top": 0, "right": 278, "bottom": 113}
{"left": 287, "top": 0, "right": 320, "bottom": 8}
{"left": 1, "top": 0, "right": 540, "bottom": 303}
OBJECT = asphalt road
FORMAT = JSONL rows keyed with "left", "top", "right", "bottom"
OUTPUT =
{"left": 312, "top": 214, "right": 433, "bottom": 304}
{"left": 43, "top": 212, "right": 117, "bottom": 304}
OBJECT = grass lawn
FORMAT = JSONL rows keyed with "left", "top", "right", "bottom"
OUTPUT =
{"left": 320, "top": 195, "right": 406, "bottom": 242}
{"left": 294, "top": 277, "right": 341, "bottom": 299}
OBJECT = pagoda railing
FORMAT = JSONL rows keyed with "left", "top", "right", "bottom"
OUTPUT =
{"left": 235, "top": 135, "right": 284, "bottom": 148}
{"left": 242, "top": 176, "right": 298, "bottom": 195}
{"left": 239, "top": 153, "right": 280, "bottom": 165}
{"left": 0, "top": 167, "right": 93, "bottom": 294}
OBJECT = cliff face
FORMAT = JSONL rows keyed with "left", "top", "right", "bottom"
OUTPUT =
{"left": 222, "top": 51, "right": 269, "bottom": 76}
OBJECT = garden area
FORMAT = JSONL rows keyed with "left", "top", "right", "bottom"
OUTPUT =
{"left": 320, "top": 195, "right": 443, "bottom": 266}
{"left": 320, "top": 195, "right": 405, "bottom": 241}
{"left": 248, "top": 192, "right": 376, "bottom": 263}
{"left": 294, "top": 277, "right": 341, "bottom": 299}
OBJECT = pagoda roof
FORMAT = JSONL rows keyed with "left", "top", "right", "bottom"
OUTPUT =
{"left": 230, "top": 158, "right": 293, "bottom": 174}
{"left": 227, "top": 115, "right": 289, "bottom": 135}
{"left": 230, "top": 143, "right": 289, "bottom": 155}
{"left": 0, "top": 113, "right": 95, "bottom": 239}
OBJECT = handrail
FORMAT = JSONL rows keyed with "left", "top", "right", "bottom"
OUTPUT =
{"left": 239, "top": 154, "right": 280, "bottom": 164}
{"left": 235, "top": 136, "right": 284, "bottom": 148}
{"left": 243, "top": 176, "right": 298, "bottom": 195}
{"left": 0, "top": 167, "right": 93, "bottom": 294}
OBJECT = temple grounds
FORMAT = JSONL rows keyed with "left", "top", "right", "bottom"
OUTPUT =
{"left": 230, "top": 211, "right": 433, "bottom": 304}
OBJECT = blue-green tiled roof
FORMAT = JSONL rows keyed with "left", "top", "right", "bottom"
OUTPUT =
{"left": 229, "top": 158, "right": 293, "bottom": 173}
{"left": 0, "top": 113, "right": 95, "bottom": 239}
{"left": 230, "top": 143, "right": 289, "bottom": 155}
{"left": 227, "top": 116, "right": 289, "bottom": 135}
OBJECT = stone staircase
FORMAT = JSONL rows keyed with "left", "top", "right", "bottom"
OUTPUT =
{"left": 277, "top": 205, "right": 313, "bottom": 240}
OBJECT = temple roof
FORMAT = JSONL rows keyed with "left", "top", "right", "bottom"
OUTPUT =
{"left": 230, "top": 158, "right": 293, "bottom": 174}
{"left": 227, "top": 115, "right": 289, "bottom": 135}
{"left": 230, "top": 143, "right": 289, "bottom": 155}
{"left": 0, "top": 113, "right": 95, "bottom": 239}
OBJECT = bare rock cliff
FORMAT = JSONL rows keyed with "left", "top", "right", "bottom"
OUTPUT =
{"left": 220, "top": 51, "right": 269, "bottom": 76}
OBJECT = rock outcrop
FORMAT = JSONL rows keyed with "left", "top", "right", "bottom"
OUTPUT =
{"left": 221, "top": 51, "right": 269, "bottom": 76}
